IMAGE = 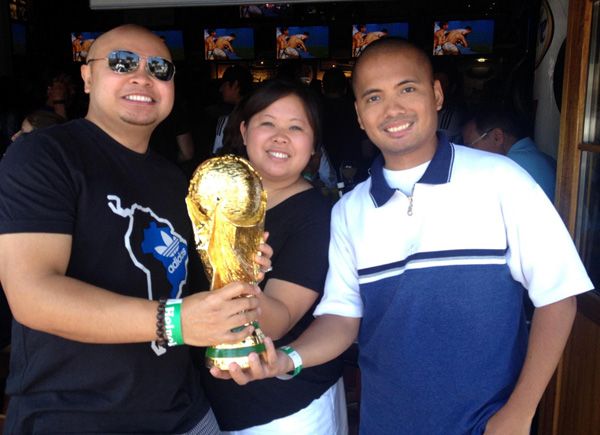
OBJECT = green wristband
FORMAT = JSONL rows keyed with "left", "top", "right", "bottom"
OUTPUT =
{"left": 276, "top": 345, "right": 303, "bottom": 380}
{"left": 165, "top": 299, "right": 184, "bottom": 346}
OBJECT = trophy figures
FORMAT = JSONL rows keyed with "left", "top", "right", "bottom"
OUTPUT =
{"left": 185, "top": 155, "right": 267, "bottom": 370}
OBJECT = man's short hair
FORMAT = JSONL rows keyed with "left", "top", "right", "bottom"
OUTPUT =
{"left": 467, "top": 107, "right": 527, "bottom": 139}
{"left": 221, "top": 65, "right": 253, "bottom": 96}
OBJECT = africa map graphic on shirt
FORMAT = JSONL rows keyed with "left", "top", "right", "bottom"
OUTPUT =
{"left": 107, "top": 195, "right": 188, "bottom": 355}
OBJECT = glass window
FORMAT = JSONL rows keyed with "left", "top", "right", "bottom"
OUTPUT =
{"left": 576, "top": 151, "right": 600, "bottom": 291}
{"left": 576, "top": 1, "right": 600, "bottom": 292}
{"left": 583, "top": 1, "right": 600, "bottom": 143}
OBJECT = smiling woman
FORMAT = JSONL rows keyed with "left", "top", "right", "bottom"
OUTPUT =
{"left": 200, "top": 79, "right": 347, "bottom": 434}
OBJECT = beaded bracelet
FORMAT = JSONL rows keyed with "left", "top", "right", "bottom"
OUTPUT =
{"left": 156, "top": 297, "right": 168, "bottom": 347}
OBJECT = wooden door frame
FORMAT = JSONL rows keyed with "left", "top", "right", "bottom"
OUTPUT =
{"left": 537, "top": 0, "right": 599, "bottom": 433}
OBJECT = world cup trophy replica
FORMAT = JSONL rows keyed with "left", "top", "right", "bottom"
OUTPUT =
{"left": 186, "top": 155, "right": 267, "bottom": 370}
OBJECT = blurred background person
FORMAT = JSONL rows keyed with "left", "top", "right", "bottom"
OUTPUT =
{"left": 211, "top": 65, "right": 253, "bottom": 155}
{"left": 10, "top": 109, "right": 66, "bottom": 143}
{"left": 320, "top": 68, "right": 373, "bottom": 188}
{"left": 462, "top": 106, "right": 556, "bottom": 200}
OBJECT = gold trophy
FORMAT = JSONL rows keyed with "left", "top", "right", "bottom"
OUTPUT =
{"left": 186, "top": 155, "right": 267, "bottom": 370}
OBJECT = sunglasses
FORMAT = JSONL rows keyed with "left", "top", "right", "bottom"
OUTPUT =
{"left": 468, "top": 128, "right": 492, "bottom": 147}
{"left": 86, "top": 50, "right": 176, "bottom": 82}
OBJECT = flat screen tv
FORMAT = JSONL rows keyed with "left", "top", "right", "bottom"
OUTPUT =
{"left": 276, "top": 26, "right": 329, "bottom": 59}
{"left": 152, "top": 30, "right": 184, "bottom": 61}
{"left": 240, "top": 3, "right": 292, "bottom": 18}
{"left": 11, "top": 22, "right": 26, "bottom": 56}
{"left": 351, "top": 22, "right": 409, "bottom": 58}
{"left": 71, "top": 31, "right": 101, "bottom": 62}
{"left": 433, "top": 20, "right": 494, "bottom": 56}
{"left": 204, "top": 27, "right": 254, "bottom": 60}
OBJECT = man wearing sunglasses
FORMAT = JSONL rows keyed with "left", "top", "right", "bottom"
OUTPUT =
{"left": 0, "top": 24, "right": 271, "bottom": 434}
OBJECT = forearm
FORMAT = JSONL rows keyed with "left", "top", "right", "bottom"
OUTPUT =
{"left": 503, "top": 296, "right": 577, "bottom": 418}
{"left": 288, "top": 314, "right": 360, "bottom": 370}
{"left": 7, "top": 274, "right": 158, "bottom": 343}
{"left": 255, "top": 293, "right": 293, "bottom": 340}
{"left": 1, "top": 233, "right": 265, "bottom": 347}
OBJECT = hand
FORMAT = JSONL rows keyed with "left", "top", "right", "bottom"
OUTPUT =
{"left": 210, "top": 337, "right": 292, "bottom": 385}
{"left": 255, "top": 232, "right": 273, "bottom": 283}
{"left": 181, "top": 281, "right": 261, "bottom": 347}
{"left": 483, "top": 405, "right": 532, "bottom": 435}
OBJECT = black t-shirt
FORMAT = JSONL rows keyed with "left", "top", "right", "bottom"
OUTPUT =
{"left": 200, "top": 188, "right": 343, "bottom": 431}
{"left": 0, "top": 119, "right": 209, "bottom": 434}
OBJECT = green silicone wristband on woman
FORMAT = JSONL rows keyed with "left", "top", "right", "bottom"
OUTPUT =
{"left": 165, "top": 299, "right": 184, "bottom": 346}
{"left": 276, "top": 345, "right": 303, "bottom": 380}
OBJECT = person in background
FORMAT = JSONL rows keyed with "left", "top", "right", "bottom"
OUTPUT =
{"left": 462, "top": 107, "right": 557, "bottom": 200}
{"left": 320, "top": 68, "right": 373, "bottom": 187}
{"left": 434, "top": 66, "right": 466, "bottom": 144}
{"left": 10, "top": 109, "right": 66, "bottom": 142}
{"left": 201, "top": 79, "right": 347, "bottom": 434}
{"left": 149, "top": 92, "right": 196, "bottom": 177}
{"left": 44, "top": 73, "right": 78, "bottom": 119}
{"left": 0, "top": 24, "right": 271, "bottom": 434}
{"left": 212, "top": 65, "right": 253, "bottom": 155}
{"left": 213, "top": 38, "right": 592, "bottom": 435}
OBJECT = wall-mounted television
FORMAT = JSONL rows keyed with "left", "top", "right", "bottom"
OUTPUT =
{"left": 240, "top": 3, "right": 292, "bottom": 18}
{"left": 11, "top": 22, "right": 27, "bottom": 56}
{"left": 152, "top": 30, "right": 184, "bottom": 61}
{"left": 433, "top": 20, "right": 494, "bottom": 56}
{"left": 204, "top": 27, "right": 255, "bottom": 60}
{"left": 351, "top": 22, "right": 409, "bottom": 58}
{"left": 276, "top": 26, "right": 329, "bottom": 59}
{"left": 71, "top": 32, "right": 102, "bottom": 62}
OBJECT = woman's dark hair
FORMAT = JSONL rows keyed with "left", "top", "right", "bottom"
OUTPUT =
{"left": 224, "top": 78, "right": 322, "bottom": 154}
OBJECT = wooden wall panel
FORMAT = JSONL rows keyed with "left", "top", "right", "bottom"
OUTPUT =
{"left": 556, "top": 295, "right": 600, "bottom": 434}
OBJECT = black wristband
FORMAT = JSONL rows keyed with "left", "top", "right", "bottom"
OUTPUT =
{"left": 156, "top": 297, "right": 168, "bottom": 347}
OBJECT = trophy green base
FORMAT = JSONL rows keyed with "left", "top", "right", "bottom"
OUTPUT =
{"left": 205, "top": 322, "right": 266, "bottom": 370}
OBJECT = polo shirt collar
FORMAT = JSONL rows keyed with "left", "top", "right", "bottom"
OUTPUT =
{"left": 369, "top": 132, "right": 454, "bottom": 207}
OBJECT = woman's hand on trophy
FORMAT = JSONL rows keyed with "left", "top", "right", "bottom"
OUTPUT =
{"left": 255, "top": 232, "right": 273, "bottom": 283}
{"left": 209, "top": 337, "right": 291, "bottom": 385}
{"left": 181, "top": 282, "right": 262, "bottom": 347}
